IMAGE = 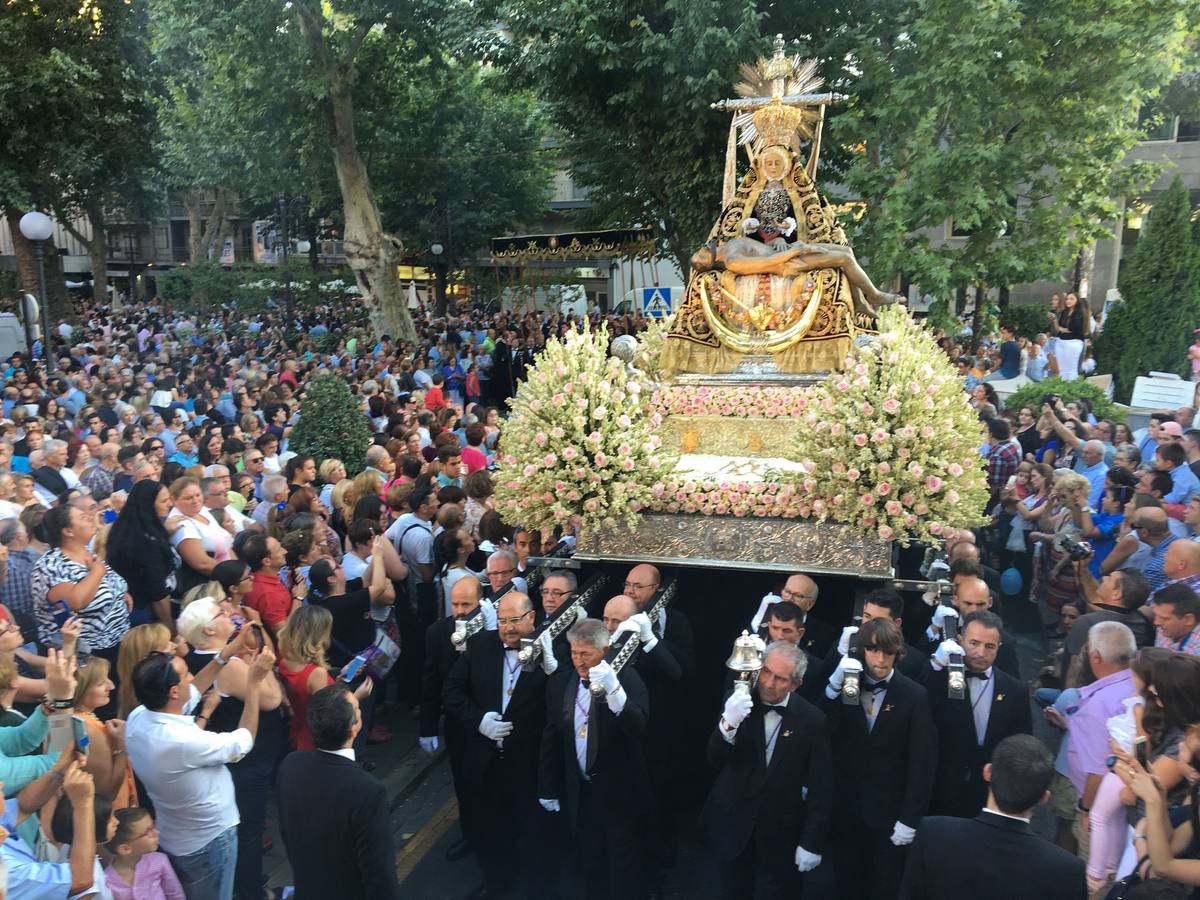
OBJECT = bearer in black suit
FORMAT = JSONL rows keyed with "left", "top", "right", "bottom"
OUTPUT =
{"left": 443, "top": 591, "right": 556, "bottom": 899}
{"left": 277, "top": 685, "right": 398, "bottom": 900}
{"left": 538, "top": 617, "right": 650, "bottom": 900}
{"left": 740, "top": 599, "right": 825, "bottom": 704}
{"left": 926, "top": 575, "right": 1021, "bottom": 680}
{"left": 620, "top": 564, "right": 694, "bottom": 888}
{"left": 418, "top": 577, "right": 489, "bottom": 862}
{"left": 818, "top": 588, "right": 931, "bottom": 688}
{"left": 926, "top": 610, "right": 1032, "bottom": 818}
{"left": 823, "top": 617, "right": 937, "bottom": 900}
{"left": 703, "top": 642, "right": 833, "bottom": 899}
{"left": 900, "top": 734, "right": 1086, "bottom": 900}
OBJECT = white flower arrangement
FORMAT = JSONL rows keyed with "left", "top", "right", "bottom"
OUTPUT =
{"left": 493, "top": 322, "right": 677, "bottom": 533}
{"left": 789, "top": 306, "right": 989, "bottom": 544}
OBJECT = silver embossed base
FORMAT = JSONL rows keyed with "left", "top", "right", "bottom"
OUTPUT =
{"left": 574, "top": 513, "right": 895, "bottom": 578}
{"left": 672, "top": 370, "right": 828, "bottom": 388}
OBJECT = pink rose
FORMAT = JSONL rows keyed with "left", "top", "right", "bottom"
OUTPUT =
{"left": 594, "top": 452, "right": 608, "bottom": 466}
{"left": 832, "top": 462, "right": 845, "bottom": 475}
{"left": 622, "top": 459, "right": 635, "bottom": 471}
{"left": 929, "top": 521, "right": 943, "bottom": 535}
{"left": 877, "top": 461, "right": 891, "bottom": 474}
{"left": 846, "top": 469, "right": 860, "bottom": 482}
{"left": 523, "top": 465, "right": 537, "bottom": 477}
{"left": 853, "top": 434, "right": 868, "bottom": 447}
{"left": 883, "top": 399, "right": 900, "bottom": 414}
{"left": 574, "top": 467, "right": 587, "bottom": 479}
{"left": 878, "top": 525, "right": 894, "bottom": 541}
{"left": 898, "top": 447, "right": 911, "bottom": 458}
{"left": 885, "top": 500, "right": 902, "bottom": 515}
{"left": 550, "top": 426, "right": 565, "bottom": 439}
{"left": 860, "top": 402, "right": 875, "bottom": 416}
{"left": 909, "top": 464, "right": 924, "bottom": 479}
{"left": 921, "top": 426, "right": 935, "bottom": 439}
{"left": 562, "top": 447, "right": 577, "bottom": 460}
{"left": 861, "top": 493, "right": 875, "bottom": 506}
{"left": 877, "top": 481, "right": 892, "bottom": 496}
{"left": 543, "top": 453, "right": 558, "bottom": 467}
{"left": 948, "top": 463, "right": 963, "bottom": 477}
{"left": 902, "top": 493, "right": 916, "bottom": 506}
{"left": 830, "top": 422, "right": 845, "bottom": 437}
{"left": 925, "top": 475, "right": 943, "bottom": 492}
{"left": 871, "top": 429, "right": 888, "bottom": 443}
{"left": 836, "top": 381, "right": 850, "bottom": 393}
{"left": 535, "top": 432, "right": 548, "bottom": 447}
{"left": 915, "top": 502, "right": 930, "bottom": 515}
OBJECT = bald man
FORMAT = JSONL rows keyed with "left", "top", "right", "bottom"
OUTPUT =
{"left": 781, "top": 573, "right": 836, "bottom": 658}
{"left": 621, "top": 563, "right": 694, "bottom": 892}
{"left": 926, "top": 576, "right": 1021, "bottom": 679}
{"left": 1137, "top": 506, "right": 1181, "bottom": 592}
{"left": 419, "top": 577, "right": 485, "bottom": 861}
{"left": 602, "top": 595, "right": 638, "bottom": 634}
{"left": 444, "top": 591, "right": 551, "bottom": 896}
{"left": 1149, "top": 538, "right": 1200, "bottom": 605}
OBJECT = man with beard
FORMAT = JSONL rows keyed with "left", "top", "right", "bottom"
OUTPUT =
{"left": 703, "top": 641, "right": 833, "bottom": 898}
{"left": 824, "top": 617, "right": 936, "bottom": 899}
{"left": 444, "top": 592, "right": 556, "bottom": 899}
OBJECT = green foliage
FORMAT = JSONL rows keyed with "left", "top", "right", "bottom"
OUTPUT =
{"left": 288, "top": 374, "right": 373, "bottom": 478}
{"left": 1003, "top": 377, "right": 1125, "bottom": 423}
{"left": 1094, "top": 176, "right": 1200, "bottom": 403}
{"left": 1000, "top": 304, "right": 1052, "bottom": 340}
{"left": 494, "top": 0, "right": 766, "bottom": 276}
{"left": 813, "top": 0, "right": 1198, "bottom": 301}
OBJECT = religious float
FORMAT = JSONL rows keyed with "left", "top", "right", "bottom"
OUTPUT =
{"left": 492, "top": 38, "right": 988, "bottom": 581}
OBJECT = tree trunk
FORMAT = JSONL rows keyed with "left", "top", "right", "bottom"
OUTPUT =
{"left": 1072, "top": 241, "right": 1096, "bottom": 301}
{"left": 62, "top": 204, "right": 111, "bottom": 313}
{"left": 185, "top": 189, "right": 229, "bottom": 264}
{"left": 433, "top": 265, "right": 448, "bottom": 318}
{"left": 294, "top": 3, "right": 416, "bottom": 344}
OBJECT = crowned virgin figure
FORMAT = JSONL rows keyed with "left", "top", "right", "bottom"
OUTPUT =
{"left": 661, "top": 37, "right": 902, "bottom": 377}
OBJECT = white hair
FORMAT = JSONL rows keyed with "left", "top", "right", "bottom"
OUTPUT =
{"left": 176, "top": 597, "right": 222, "bottom": 647}
{"left": 765, "top": 641, "right": 808, "bottom": 682}
{"left": 1088, "top": 621, "right": 1136, "bottom": 665}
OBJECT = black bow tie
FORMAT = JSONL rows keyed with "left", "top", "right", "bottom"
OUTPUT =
{"left": 761, "top": 702, "right": 787, "bottom": 712}
{"left": 966, "top": 670, "right": 990, "bottom": 680}
{"left": 865, "top": 680, "right": 889, "bottom": 693}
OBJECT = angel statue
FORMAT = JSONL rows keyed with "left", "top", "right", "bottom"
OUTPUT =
{"left": 661, "top": 37, "right": 902, "bottom": 376}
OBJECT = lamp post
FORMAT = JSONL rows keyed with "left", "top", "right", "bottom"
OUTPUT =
{"left": 276, "top": 192, "right": 291, "bottom": 318}
{"left": 431, "top": 242, "right": 444, "bottom": 314}
{"left": 18, "top": 211, "right": 55, "bottom": 376}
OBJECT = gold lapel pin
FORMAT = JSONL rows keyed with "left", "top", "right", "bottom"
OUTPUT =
{"left": 782, "top": 730, "right": 793, "bottom": 738}
{"left": 996, "top": 694, "right": 1005, "bottom": 702}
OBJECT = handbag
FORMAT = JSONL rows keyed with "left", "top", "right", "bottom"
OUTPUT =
{"left": 333, "top": 607, "right": 402, "bottom": 680}
{"left": 1105, "top": 858, "right": 1194, "bottom": 900}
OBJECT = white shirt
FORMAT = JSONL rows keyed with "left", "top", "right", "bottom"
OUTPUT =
{"left": 32, "top": 467, "right": 79, "bottom": 506}
{"left": 573, "top": 681, "right": 592, "bottom": 777}
{"left": 763, "top": 696, "right": 789, "bottom": 764}
{"left": 318, "top": 747, "right": 356, "bottom": 762}
{"left": 863, "top": 672, "right": 894, "bottom": 732}
{"left": 968, "top": 667, "right": 996, "bottom": 745}
{"left": 501, "top": 647, "right": 521, "bottom": 714}
{"left": 125, "top": 706, "right": 253, "bottom": 856}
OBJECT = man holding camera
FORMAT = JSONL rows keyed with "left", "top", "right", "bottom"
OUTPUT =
{"left": 926, "top": 577, "right": 1021, "bottom": 679}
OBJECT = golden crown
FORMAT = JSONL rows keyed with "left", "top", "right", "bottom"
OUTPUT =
{"left": 751, "top": 100, "right": 806, "bottom": 150}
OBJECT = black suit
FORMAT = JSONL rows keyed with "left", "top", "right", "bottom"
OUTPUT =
{"left": 443, "top": 634, "right": 549, "bottom": 890}
{"left": 927, "top": 666, "right": 1032, "bottom": 818}
{"left": 900, "top": 811, "right": 1086, "bottom": 900}
{"left": 926, "top": 628, "right": 1021, "bottom": 681}
{"left": 539, "top": 666, "right": 650, "bottom": 900}
{"left": 800, "top": 613, "right": 837, "bottom": 659}
{"left": 703, "top": 692, "right": 833, "bottom": 899}
{"left": 276, "top": 750, "right": 397, "bottom": 900}
{"left": 491, "top": 339, "right": 514, "bottom": 403}
{"left": 824, "top": 669, "right": 937, "bottom": 900}
{"left": 419, "top": 617, "right": 475, "bottom": 841}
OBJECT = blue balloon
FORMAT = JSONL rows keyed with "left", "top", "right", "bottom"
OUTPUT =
{"left": 1001, "top": 567, "right": 1022, "bottom": 596}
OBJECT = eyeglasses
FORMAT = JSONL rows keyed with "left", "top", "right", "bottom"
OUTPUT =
{"left": 781, "top": 590, "right": 817, "bottom": 602}
{"left": 540, "top": 589, "right": 572, "bottom": 599}
{"left": 488, "top": 567, "right": 515, "bottom": 577}
{"left": 496, "top": 611, "right": 532, "bottom": 627}
{"left": 623, "top": 581, "right": 654, "bottom": 591}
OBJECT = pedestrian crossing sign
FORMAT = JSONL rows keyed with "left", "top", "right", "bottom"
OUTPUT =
{"left": 641, "top": 288, "right": 672, "bottom": 318}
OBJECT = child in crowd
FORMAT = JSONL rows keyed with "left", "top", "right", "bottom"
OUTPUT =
{"left": 104, "top": 807, "right": 185, "bottom": 900}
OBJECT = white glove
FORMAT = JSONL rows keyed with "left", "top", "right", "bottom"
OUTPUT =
{"left": 538, "top": 798, "right": 561, "bottom": 813}
{"left": 478, "top": 711, "right": 513, "bottom": 742}
{"left": 828, "top": 656, "right": 863, "bottom": 693}
{"left": 930, "top": 604, "right": 957, "bottom": 631}
{"left": 890, "top": 821, "right": 916, "bottom": 846}
{"left": 615, "top": 612, "right": 658, "bottom": 651}
{"left": 588, "top": 659, "right": 619, "bottom": 695}
{"left": 795, "top": 846, "right": 822, "bottom": 872}
{"left": 722, "top": 690, "right": 754, "bottom": 729}
{"left": 750, "top": 592, "right": 782, "bottom": 632}
{"left": 539, "top": 630, "right": 558, "bottom": 675}
{"left": 418, "top": 736, "right": 439, "bottom": 754}
{"left": 480, "top": 599, "right": 498, "bottom": 631}
{"left": 836, "top": 625, "right": 859, "bottom": 657}
{"left": 932, "top": 639, "right": 965, "bottom": 670}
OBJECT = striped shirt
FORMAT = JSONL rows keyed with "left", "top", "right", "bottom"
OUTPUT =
{"left": 32, "top": 549, "right": 129, "bottom": 651}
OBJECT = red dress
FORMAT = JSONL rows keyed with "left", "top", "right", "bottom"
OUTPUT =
{"left": 277, "top": 661, "right": 333, "bottom": 751}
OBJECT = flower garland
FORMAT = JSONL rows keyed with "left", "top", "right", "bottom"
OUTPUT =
{"left": 651, "top": 384, "right": 812, "bottom": 419}
{"left": 788, "top": 306, "right": 989, "bottom": 543}
{"left": 493, "top": 323, "right": 677, "bottom": 532}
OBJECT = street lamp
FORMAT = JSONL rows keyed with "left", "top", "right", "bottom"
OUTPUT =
{"left": 18, "top": 211, "right": 55, "bottom": 376}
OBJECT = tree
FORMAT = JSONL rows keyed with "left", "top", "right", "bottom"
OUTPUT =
{"left": 814, "top": 0, "right": 1198, "bottom": 303}
{"left": 1094, "top": 176, "right": 1200, "bottom": 402}
{"left": 495, "top": 0, "right": 765, "bottom": 278}
{"left": 0, "top": 0, "right": 155, "bottom": 321}
{"left": 288, "top": 374, "right": 374, "bottom": 477}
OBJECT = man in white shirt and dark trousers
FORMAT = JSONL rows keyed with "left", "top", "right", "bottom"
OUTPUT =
{"left": 125, "top": 638, "right": 276, "bottom": 900}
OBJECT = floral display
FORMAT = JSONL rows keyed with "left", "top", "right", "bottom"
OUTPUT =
{"left": 493, "top": 323, "right": 677, "bottom": 533}
{"left": 635, "top": 312, "right": 674, "bottom": 374}
{"left": 652, "top": 383, "right": 812, "bottom": 419}
{"left": 787, "top": 306, "right": 990, "bottom": 543}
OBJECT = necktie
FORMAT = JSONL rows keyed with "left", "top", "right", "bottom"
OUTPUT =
{"left": 865, "top": 680, "right": 888, "bottom": 693}
{"left": 966, "top": 670, "right": 989, "bottom": 680}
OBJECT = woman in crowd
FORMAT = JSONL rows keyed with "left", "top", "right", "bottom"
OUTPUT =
{"left": 1014, "top": 406, "right": 1042, "bottom": 459}
{"left": 317, "top": 458, "right": 346, "bottom": 512}
{"left": 1029, "top": 471, "right": 1091, "bottom": 634}
{"left": 168, "top": 476, "right": 226, "bottom": 596}
{"left": 72, "top": 656, "right": 138, "bottom": 809}
{"left": 276, "top": 605, "right": 335, "bottom": 752}
{"left": 106, "top": 480, "right": 181, "bottom": 628}
{"left": 67, "top": 441, "right": 91, "bottom": 483}
{"left": 12, "top": 473, "right": 40, "bottom": 510}
{"left": 463, "top": 470, "right": 494, "bottom": 540}
{"left": 1078, "top": 468, "right": 1137, "bottom": 577}
{"left": 116, "top": 622, "right": 174, "bottom": 717}
{"left": 436, "top": 528, "right": 480, "bottom": 619}
{"left": 1051, "top": 291, "right": 1091, "bottom": 381}
{"left": 32, "top": 504, "right": 130, "bottom": 673}
{"left": 178, "top": 597, "right": 286, "bottom": 900}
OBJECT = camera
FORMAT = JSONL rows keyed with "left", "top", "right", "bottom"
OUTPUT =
{"left": 1060, "top": 535, "right": 1093, "bottom": 562}
{"left": 1042, "top": 393, "right": 1059, "bottom": 408}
